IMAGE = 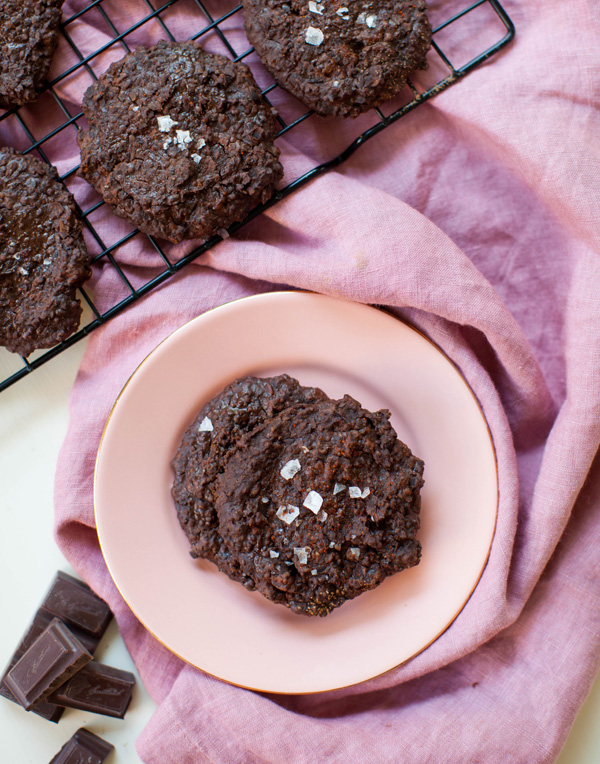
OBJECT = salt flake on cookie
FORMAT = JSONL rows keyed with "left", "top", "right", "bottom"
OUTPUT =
{"left": 305, "top": 26, "right": 324, "bottom": 46}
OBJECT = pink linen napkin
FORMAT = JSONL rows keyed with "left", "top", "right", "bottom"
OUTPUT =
{"left": 48, "top": 0, "right": 600, "bottom": 762}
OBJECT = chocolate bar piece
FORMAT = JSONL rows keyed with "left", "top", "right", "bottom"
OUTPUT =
{"left": 49, "top": 727, "right": 114, "bottom": 764}
{"left": 1, "top": 612, "right": 66, "bottom": 722}
{"left": 0, "top": 607, "right": 102, "bottom": 721}
{"left": 25, "top": 607, "right": 101, "bottom": 655}
{"left": 49, "top": 660, "right": 135, "bottom": 718}
{"left": 0, "top": 571, "right": 113, "bottom": 721}
{"left": 3, "top": 619, "right": 92, "bottom": 710}
{"left": 40, "top": 571, "right": 113, "bottom": 637}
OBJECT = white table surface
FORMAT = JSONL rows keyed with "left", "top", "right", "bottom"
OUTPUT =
{"left": 0, "top": 338, "right": 598, "bottom": 763}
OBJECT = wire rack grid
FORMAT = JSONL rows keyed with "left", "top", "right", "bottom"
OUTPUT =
{"left": 0, "top": 0, "right": 514, "bottom": 393}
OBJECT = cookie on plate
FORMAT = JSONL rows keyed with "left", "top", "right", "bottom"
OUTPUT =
{"left": 171, "top": 374, "right": 424, "bottom": 617}
{"left": 242, "top": 0, "right": 432, "bottom": 118}
{"left": 171, "top": 374, "right": 327, "bottom": 583}
{"left": 77, "top": 41, "right": 283, "bottom": 243}
{"left": 0, "top": 0, "right": 64, "bottom": 109}
{"left": 0, "top": 148, "right": 91, "bottom": 356}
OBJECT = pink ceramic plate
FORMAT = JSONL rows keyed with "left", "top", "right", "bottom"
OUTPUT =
{"left": 94, "top": 292, "right": 498, "bottom": 694}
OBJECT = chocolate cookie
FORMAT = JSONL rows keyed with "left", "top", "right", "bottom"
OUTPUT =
{"left": 172, "top": 375, "right": 327, "bottom": 582}
{"left": 172, "top": 374, "right": 424, "bottom": 617}
{"left": 242, "top": 0, "right": 432, "bottom": 118}
{"left": 0, "top": 148, "right": 91, "bottom": 356}
{"left": 0, "top": 0, "right": 64, "bottom": 110}
{"left": 77, "top": 41, "right": 283, "bottom": 243}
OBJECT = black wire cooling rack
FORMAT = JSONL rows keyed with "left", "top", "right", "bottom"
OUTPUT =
{"left": 0, "top": 0, "right": 514, "bottom": 393}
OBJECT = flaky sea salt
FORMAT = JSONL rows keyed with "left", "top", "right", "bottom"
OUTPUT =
{"left": 280, "top": 459, "right": 301, "bottom": 480}
{"left": 277, "top": 504, "right": 300, "bottom": 524}
{"left": 303, "top": 490, "right": 323, "bottom": 514}
{"left": 294, "top": 547, "right": 309, "bottom": 565}
{"left": 311, "top": 569, "right": 318, "bottom": 575}
{"left": 309, "top": 1, "right": 324, "bottom": 13}
{"left": 269, "top": 550, "right": 280, "bottom": 558}
{"left": 18, "top": 267, "right": 28, "bottom": 276}
{"left": 175, "top": 129, "right": 193, "bottom": 150}
{"left": 333, "top": 483, "right": 346, "bottom": 495}
{"left": 163, "top": 137, "right": 172, "bottom": 149}
{"left": 365, "top": 14, "right": 377, "bottom": 27}
{"left": 196, "top": 137, "right": 206, "bottom": 149}
{"left": 348, "top": 486, "right": 370, "bottom": 499}
{"left": 348, "top": 547, "right": 361, "bottom": 560}
{"left": 336, "top": 7, "right": 349, "bottom": 19}
{"left": 198, "top": 416, "right": 213, "bottom": 432}
{"left": 191, "top": 153, "right": 202, "bottom": 164}
{"left": 131, "top": 105, "right": 140, "bottom": 111}
{"left": 157, "top": 115, "right": 178, "bottom": 132}
{"left": 305, "top": 26, "right": 324, "bottom": 46}
{"left": 318, "top": 509, "right": 328, "bottom": 523}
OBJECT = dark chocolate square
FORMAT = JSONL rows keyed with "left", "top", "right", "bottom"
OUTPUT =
{"left": 49, "top": 727, "right": 114, "bottom": 764}
{"left": 3, "top": 618, "right": 92, "bottom": 710}
{"left": 40, "top": 571, "right": 113, "bottom": 637}
{"left": 49, "top": 660, "right": 135, "bottom": 718}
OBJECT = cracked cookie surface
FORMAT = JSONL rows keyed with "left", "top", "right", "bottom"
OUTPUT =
{"left": 0, "top": 0, "right": 64, "bottom": 109}
{"left": 242, "top": 0, "right": 432, "bottom": 118}
{"left": 171, "top": 374, "right": 326, "bottom": 582}
{"left": 172, "top": 374, "right": 424, "bottom": 616}
{"left": 77, "top": 41, "right": 283, "bottom": 243}
{"left": 0, "top": 148, "right": 91, "bottom": 356}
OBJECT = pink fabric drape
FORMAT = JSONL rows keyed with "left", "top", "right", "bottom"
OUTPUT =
{"left": 48, "top": 1, "right": 600, "bottom": 761}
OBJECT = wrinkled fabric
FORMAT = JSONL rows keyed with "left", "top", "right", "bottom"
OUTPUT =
{"left": 45, "top": 0, "right": 600, "bottom": 762}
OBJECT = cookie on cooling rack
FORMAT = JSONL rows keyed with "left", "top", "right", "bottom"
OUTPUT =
{"left": 242, "top": 0, "right": 432, "bottom": 118}
{"left": 0, "top": 148, "right": 91, "bottom": 357}
{"left": 0, "top": 0, "right": 64, "bottom": 109}
{"left": 77, "top": 40, "right": 283, "bottom": 244}
{"left": 172, "top": 374, "right": 424, "bottom": 617}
